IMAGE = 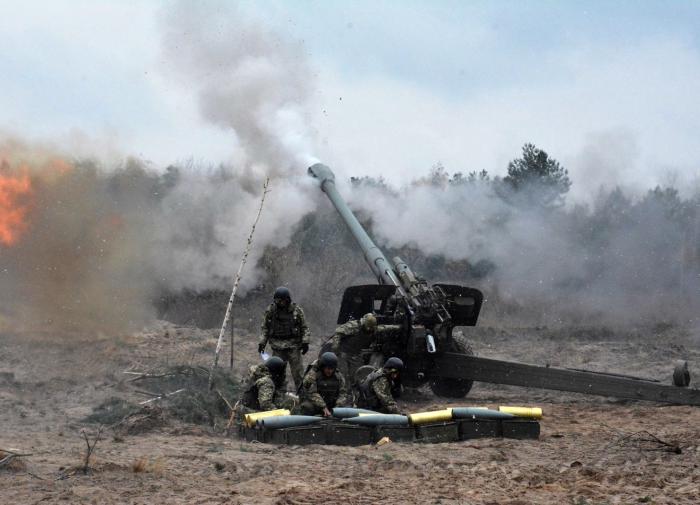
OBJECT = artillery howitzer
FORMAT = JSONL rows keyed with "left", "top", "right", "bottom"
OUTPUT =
{"left": 309, "top": 162, "right": 700, "bottom": 405}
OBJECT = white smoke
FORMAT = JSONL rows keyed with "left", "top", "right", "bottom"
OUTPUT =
{"left": 159, "top": 0, "right": 318, "bottom": 176}
{"left": 345, "top": 169, "right": 699, "bottom": 325}
{"left": 150, "top": 0, "right": 321, "bottom": 292}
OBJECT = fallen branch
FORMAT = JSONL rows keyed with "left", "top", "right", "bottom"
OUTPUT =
{"left": 209, "top": 177, "right": 271, "bottom": 389}
{"left": 131, "top": 388, "right": 161, "bottom": 397}
{"left": 608, "top": 429, "right": 682, "bottom": 454}
{"left": 0, "top": 448, "right": 33, "bottom": 471}
{"left": 138, "top": 388, "right": 186, "bottom": 405}
{"left": 0, "top": 448, "right": 32, "bottom": 457}
{"left": 124, "top": 372, "right": 179, "bottom": 383}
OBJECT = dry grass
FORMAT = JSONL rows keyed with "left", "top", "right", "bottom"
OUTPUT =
{"left": 130, "top": 457, "right": 164, "bottom": 474}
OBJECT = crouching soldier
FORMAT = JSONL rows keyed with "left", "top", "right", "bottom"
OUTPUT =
{"left": 237, "top": 357, "right": 295, "bottom": 416}
{"left": 299, "top": 352, "right": 349, "bottom": 417}
{"left": 356, "top": 357, "right": 404, "bottom": 414}
{"left": 330, "top": 313, "right": 401, "bottom": 378}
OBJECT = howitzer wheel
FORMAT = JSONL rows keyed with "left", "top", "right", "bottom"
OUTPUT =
{"left": 429, "top": 335, "right": 474, "bottom": 398}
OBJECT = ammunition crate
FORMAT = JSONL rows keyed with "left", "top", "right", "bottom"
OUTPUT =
{"left": 273, "top": 425, "right": 327, "bottom": 445}
{"left": 325, "top": 422, "right": 373, "bottom": 446}
{"left": 372, "top": 425, "right": 416, "bottom": 443}
{"left": 458, "top": 419, "right": 502, "bottom": 440}
{"left": 238, "top": 425, "right": 262, "bottom": 442}
{"left": 263, "top": 428, "right": 284, "bottom": 444}
{"left": 415, "top": 422, "right": 459, "bottom": 443}
{"left": 501, "top": 420, "right": 540, "bottom": 440}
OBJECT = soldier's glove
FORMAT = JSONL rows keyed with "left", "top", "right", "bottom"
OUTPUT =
{"left": 258, "top": 343, "right": 266, "bottom": 354}
{"left": 301, "top": 343, "right": 309, "bottom": 355}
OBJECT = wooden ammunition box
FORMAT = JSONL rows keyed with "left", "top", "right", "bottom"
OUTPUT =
{"left": 501, "top": 420, "right": 540, "bottom": 440}
{"left": 238, "top": 425, "right": 262, "bottom": 442}
{"left": 372, "top": 425, "right": 416, "bottom": 443}
{"left": 274, "top": 425, "right": 326, "bottom": 445}
{"left": 458, "top": 419, "right": 502, "bottom": 439}
{"left": 325, "top": 422, "right": 373, "bottom": 446}
{"left": 415, "top": 422, "right": 459, "bottom": 443}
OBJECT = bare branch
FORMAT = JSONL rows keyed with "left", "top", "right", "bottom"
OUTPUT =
{"left": 209, "top": 177, "right": 271, "bottom": 388}
{"left": 138, "top": 388, "right": 186, "bottom": 405}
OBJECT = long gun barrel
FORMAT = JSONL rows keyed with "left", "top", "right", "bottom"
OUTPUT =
{"left": 308, "top": 163, "right": 404, "bottom": 290}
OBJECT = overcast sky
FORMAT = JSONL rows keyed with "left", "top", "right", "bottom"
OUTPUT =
{"left": 1, "top": 0, "right": 699, "bottom": 199}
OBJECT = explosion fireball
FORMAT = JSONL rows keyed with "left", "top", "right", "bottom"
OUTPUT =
{"left": 0, "top": 166, "right": 33, "bottom": 246}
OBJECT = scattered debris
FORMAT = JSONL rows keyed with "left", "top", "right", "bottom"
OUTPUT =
{"left": 85, "top": 365, "right": 239, "bottom": 433}
{"left": 0, "top": 448, "right": 31, "bottom": 472}
{"left": 609, "top": 430, "right": 682, "bottom": 455}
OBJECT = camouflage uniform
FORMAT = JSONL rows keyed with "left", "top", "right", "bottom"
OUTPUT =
{"left": 329, "top": 320, "right": 401, "bottom": 381}
{"left": 357, "top": 367, "right": 401, "bottom": 414}
{"left": 259, "top": 302, "right": 310, "bottom": 389}
{"left": 237, "top": 363, "right": 293, "bottom": 416}
{"left": 299, "top": 359, "right": 349, "bottom": 415}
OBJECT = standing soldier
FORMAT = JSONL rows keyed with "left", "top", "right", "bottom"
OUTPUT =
{"left": 356, "top": 357, "right": 404, "bottom": 414}
{"left": 299, "top": 352, "right": 349, "bottom": 417}
{"left": 258, "top": 287, "right": 310, "bottom": 390}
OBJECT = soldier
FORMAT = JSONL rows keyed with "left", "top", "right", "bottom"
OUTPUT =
{"left": 237, "top": 356, "right": 293, "bottom": 414}
{"left": 299, "top": 352, "right": 349, "bottom": 417}
{"left": 330, "top": 313, "right": 401, "bottom": 379}
{"left": 356, "top": 357, "right": 404, "bottom": 414}
{"left": 258, "top": 287, "right": 310, "bottom": 390}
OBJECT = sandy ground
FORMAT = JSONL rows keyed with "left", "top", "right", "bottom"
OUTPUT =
{"left": 2, "top": 322, "right": 700, "bottom": 504}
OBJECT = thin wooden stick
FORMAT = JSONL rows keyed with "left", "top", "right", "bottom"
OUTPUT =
{"left": 0, "top": 448, "right": 32, "bottom": 457}
{"left": 215, "top": 389, "right": 235, "bottom": 412}
{"left": 138, "top": 388, "right": 186, "bottom": 405}
{"left": 229, "top": 310, "right": 234, "bottom": 370}
{"left": 209, "top": 177, "right": 271, "bottom": 389}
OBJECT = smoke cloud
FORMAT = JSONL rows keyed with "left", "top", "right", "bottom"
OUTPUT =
{"left": 0, "top": 2, "right": 321, "bottom": 334}
{"left": 1, "top": 1, "right": 697, "bottom": 337}
{"left": 345, "top": 167, "right": 700, "bottom": 326}
{"left": 159, "top": 0, "right": 318, "bottom": 176}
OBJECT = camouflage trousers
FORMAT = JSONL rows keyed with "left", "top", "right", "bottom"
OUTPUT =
{"left": 272, "top": 347, "right": 304, "bottom": 391}
{"left": 234, "top": 394, "right": 299, "bottom": 424}
{"left": 298, "top": 400, "right": 323, "bottom": 416}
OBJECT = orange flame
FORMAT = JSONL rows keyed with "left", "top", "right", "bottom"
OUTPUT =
{"left": 0, "top": 171, "right": 33, "bottom": 246}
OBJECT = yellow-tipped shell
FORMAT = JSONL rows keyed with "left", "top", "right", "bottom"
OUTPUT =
{"left": 498, "top": 406, "right": 543, "bottom": 419}
{"left": 244, "top": 409, "right": 290, "bottom": 428}
{"left": 408, "top": 408, "right": 453, "bottom": 425}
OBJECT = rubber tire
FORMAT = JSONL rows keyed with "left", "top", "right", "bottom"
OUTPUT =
{"left": 429, "top": 336, "right": 475, "bottom": 398}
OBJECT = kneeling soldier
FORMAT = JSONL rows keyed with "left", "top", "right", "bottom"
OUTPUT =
{"left": 299, "top": 352, "right": 349, "bottom": 417}
{"left": 237, "top": 356, "right": 294, "bottom": 415}
{"left": 357, "top": 357, "right": 404, "bottom": 414}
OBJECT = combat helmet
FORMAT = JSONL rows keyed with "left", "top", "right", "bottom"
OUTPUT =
{"left": 360, "top": 313, "right": 377, "bottom": 332}
{"left": 383, "top": 356, "right": 404, "bottom": 372}
{"left": 265, "top": 356, "right": 286, "bottom": 375}
{"left": 273, "top": 286, "right": 291, "bottom": 302}
{"left": 318, "top": 352, "right": 339, "bottom": 370}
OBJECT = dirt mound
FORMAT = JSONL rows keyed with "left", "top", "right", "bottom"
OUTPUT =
{"left": 84, "top": 365, "right": 240, "bottom": 433}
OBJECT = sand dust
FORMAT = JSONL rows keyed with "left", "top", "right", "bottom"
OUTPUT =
{"left": 2, "top": 322, "right": 699, "bottom": 504}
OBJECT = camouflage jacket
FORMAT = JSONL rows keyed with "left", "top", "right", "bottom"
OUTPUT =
{"left": 331, "top": 320, "right": 401, "bottom": 352}
{"left": 240, "top": 363, "right": 287, "bottom": 411}
{"left": 259, "top": 302, "right": 310, "bottom": 350}
{"left": 300, "top": 359, "right": 349, "bottom": 410}
{"left": 361, "top": 368, "right": 400, "bottom": 414}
